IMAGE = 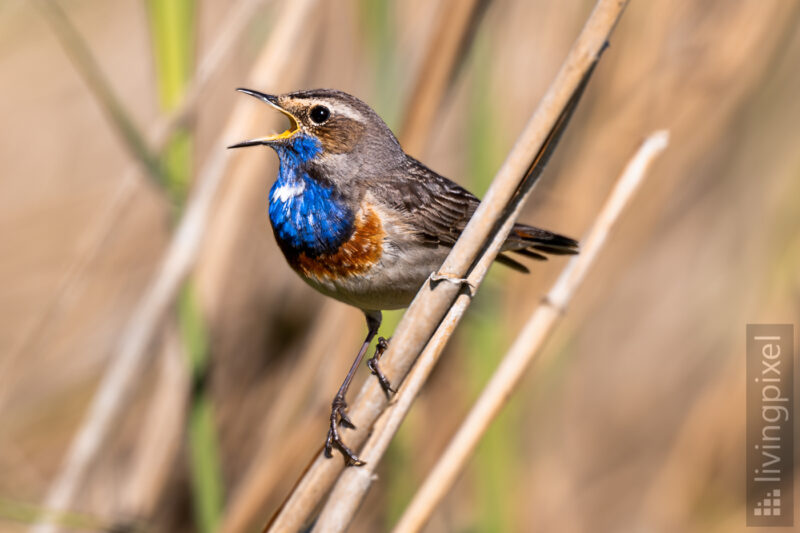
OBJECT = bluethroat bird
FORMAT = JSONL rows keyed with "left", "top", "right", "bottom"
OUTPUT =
{"left": 229, "top": 88, "right": 577, "bottom": 465}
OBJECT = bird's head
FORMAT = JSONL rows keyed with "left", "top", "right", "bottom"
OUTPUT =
{"left": 229, "top": 88, "right": 403, "bottom": 171}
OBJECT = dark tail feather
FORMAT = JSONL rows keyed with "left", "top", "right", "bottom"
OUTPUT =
{"left": 495, "top": 253, "right": 531, "bottom": 273}
{"left": 514, "top": 248, "right": 549, "bottom": 261}
{"left": 530, "top": 244, "right": 578, "bottom": 256}
{"left": 503, "top": 224, "right": 579, "bottom": 263}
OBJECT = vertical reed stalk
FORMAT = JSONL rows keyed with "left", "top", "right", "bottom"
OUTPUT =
{"left": 147, "top": 2, "right": 224, "bottom": 532}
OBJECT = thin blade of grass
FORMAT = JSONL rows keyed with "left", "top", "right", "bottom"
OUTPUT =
{"left": 147, "top": 0, "right": 196, "bottom": 207}
{"left": 34, "top": 0, "right": 165, "bottom": 185}
{"left": 0, "top": 0, "right": 273, "bottom": 414}
{"left": 147, "top": 2, "right": 225, "bottom": 531}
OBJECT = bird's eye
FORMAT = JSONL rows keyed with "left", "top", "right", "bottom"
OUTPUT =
{"left": 309, "top": 105, "right": 330, "bottom": 124}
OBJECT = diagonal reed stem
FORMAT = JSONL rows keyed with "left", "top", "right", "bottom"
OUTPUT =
{"left": 399, "top": 0, "right": 489, "bottom": 158}
{"left": 34, "top": 0, "right": 165, "bottom": 184}
{"left": 310, "top": 16, "right": 622, "bottom": 533}
{"left": 267, "top": 1, "right": 629, "bottom": 531}
{"left": 391, "top": 130, "right": 670, "bottom": 533}
{"left": 0, "top": 0, "right": 274, "bottom": 416}
{"left": 312, "top": 50, "right": 602, "bottom": 533}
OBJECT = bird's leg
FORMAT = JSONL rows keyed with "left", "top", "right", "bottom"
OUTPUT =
{"left": 324, "top": 311, "right": 381, "bottom": 466}
{"left": 367, "top": 337, "right": 394, "bottom": 396}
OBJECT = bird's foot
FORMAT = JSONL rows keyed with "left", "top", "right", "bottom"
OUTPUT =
{"left": 367, "top": 337, "right": 394, "bottom": 397}
{"left": 324, "top": 395, "right": 365, "bottom": 466}
{"left": 430, "top": 272, "right": 476, "bottom": 295}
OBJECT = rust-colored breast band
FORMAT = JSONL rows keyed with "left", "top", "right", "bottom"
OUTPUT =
{"left": 290, "top": 206, "right": 385, "bottom": 280}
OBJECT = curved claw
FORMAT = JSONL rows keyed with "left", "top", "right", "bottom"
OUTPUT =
{"left": 332, "top": 397, "right": 356, "bottom": 429}
{"left": 324, "top": 396, "right": 366, "bottom": 466}
{"left": 325, "top": 424, "right": 366, "bottom": 466}
{"left": 338, "top": 408, "right": 355, "bottom": 429}
{"left": 367, "top": 337, "right": 394, "bottom": 395}
{"left": 367, "top": 358, "right": 394, "bottom": 394}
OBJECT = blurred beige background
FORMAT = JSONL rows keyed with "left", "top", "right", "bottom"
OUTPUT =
{"left": 1, "top": 0, "right": 799, "bottom": 532}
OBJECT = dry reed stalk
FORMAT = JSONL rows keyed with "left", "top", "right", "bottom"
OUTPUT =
{"left": 193, "top": 0, "right": 320, "bottom": 318}
{"left": 33, "top": 0, "right": 163, "bottom": 182}
{"left": 311, "top": 49, "right": 657, "bottom": 533}
{"left": 637, "top": 363, "right": 740, "bottom": 528}
{"left": 266, "top": 2, "right": 629, "bottom": 531}
{"left": 398, "top": 0, "right": 487, "bottom": 158}
{"left": 391, "top": 130, "right": 669, "bottom": 533}
{"left": 119, "top": 320, "right": 190, "bottom": 523}
{"left": 30, "top": 2, "right": 319, "bottom": 531}
{"left": 219, "top": 300, "right": 350, "bottom": 533}
{"left": 0, "top": 0, "right": 274, "bottom": 415}
{"left": 158, "top": 0, "right": 275, "bottom": 136}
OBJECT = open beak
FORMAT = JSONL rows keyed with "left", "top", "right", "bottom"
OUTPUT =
{"left": 228, "top": 88, "right": 299, "bottom": 149}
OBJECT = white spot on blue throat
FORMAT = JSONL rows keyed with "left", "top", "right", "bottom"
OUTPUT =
{"left": 272, "top": 181, "right": 305, "bottom": 202}
{"left": 266, "top": 133, "right": 354, "bottom": 256}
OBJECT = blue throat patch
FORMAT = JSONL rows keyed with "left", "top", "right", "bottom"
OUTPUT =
{"left": 267, "top": 134, "right": 354, "bottom": 256}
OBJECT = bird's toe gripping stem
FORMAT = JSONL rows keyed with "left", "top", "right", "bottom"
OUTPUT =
{"left": 325, "top": 395, "right": 365, "bottom": 466}
{"left": 367, "top": 337, "right": 394, "bottom": 396}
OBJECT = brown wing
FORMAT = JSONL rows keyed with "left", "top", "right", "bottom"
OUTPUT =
{"left": 371, "top": 157, "right": 578, "bottom": 269}
{"left": 375, "top": 157, "right": 480, "bottom": 247}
